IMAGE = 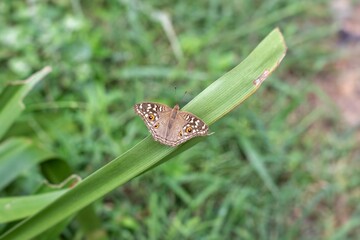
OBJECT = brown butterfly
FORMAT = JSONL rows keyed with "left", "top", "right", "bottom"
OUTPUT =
{"left": 134, "top": 102, "right": 209, "bottom": 146}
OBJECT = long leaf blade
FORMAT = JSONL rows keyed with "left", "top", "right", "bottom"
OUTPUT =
{"left": 0, "top": 190, "right": 67, "bottom": 223}
{"left": 0, "top": 67, "right": 52, "bottom": 140}
{"left": 0, "top": 138, "right": 55, "bottom": 190}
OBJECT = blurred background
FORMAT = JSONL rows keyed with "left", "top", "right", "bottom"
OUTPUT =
{"left": 0, "top": 0, "right": 359, "bottom": 239}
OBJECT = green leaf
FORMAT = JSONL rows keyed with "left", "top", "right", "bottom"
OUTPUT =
{"left": 0, "top": 190, "right": 67, "bottom": 223}
{"left": 0, "top": 67, "right": 52, "bottom": 140}
{"left": 35, "top": 217, "right": 73, "bottom": 240}
{"left": 0, "top": 138, "right": 55, "bottom": 190}
{"left": 0, "top": 28, "right": 287, "bottom": 240}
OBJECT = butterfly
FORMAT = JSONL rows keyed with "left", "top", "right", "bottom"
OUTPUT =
{"left": 134, "top": 102, "right": 209, "bottom": 146}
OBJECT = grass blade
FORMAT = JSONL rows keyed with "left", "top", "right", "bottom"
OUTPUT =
{"left": 0, "top": 67, "right": 52, "bottom": 140}
{"left": 0, "top": 138, "right": 55, "bottom": 190}
{"left": 239, "top": 136, "right": 279, "bottom": 197}
{"left": 0, "top": 190, "right": 67, "bottom": 223}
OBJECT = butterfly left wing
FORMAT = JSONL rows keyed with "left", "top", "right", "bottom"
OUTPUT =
{"left": 134, "top": 102, "right": 172, "bottom": 131}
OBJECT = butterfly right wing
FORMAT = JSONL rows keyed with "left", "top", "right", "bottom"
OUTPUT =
{"left": 134, "top": 102, "right": 172, "bottom": 133}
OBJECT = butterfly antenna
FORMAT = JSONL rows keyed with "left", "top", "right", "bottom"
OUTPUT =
{"left": 180, "top": 90, "right": 189, "bottom": 105}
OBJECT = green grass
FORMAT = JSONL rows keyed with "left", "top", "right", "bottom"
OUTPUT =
{"left": 0, "top": 1, "right": 359, "bottom": 239}
{"left": 1, "top": 28, "right": 286, "bottom": 239}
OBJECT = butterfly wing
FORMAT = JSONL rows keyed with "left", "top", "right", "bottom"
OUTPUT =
{"left": 134, "top": 102, "right": 172, "bottom": 136}
{"left": 174, "top": 111, "right": 209, "bottom": 145}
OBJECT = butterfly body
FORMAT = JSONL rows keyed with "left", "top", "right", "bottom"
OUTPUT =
{"left": 134, "top": 102, "right": 209, "bottom": 146}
